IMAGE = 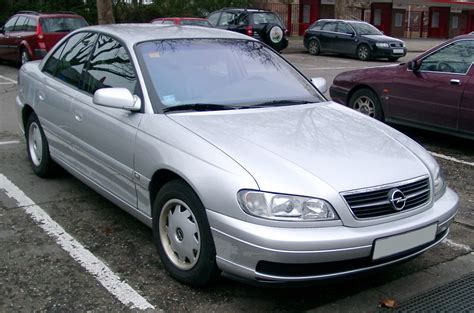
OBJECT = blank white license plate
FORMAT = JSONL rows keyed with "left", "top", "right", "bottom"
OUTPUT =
{"left": 373, "top": 224, "right": 437, "bottom": 261}
{"left": 393, "top": 48, "right": 404, "bottom": 54}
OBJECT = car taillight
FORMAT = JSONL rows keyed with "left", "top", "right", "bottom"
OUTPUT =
{"left": 246, "top": 26, "right": 253, "bottom": 37}
{"left": 36, "top": 21, "right": 44, "bottom": 40}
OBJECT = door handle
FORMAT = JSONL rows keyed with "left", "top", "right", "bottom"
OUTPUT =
{"left": 450, "top": 79, "right": 461, "bottom": 86}
{"left": 74, "top": 111, "right": 83, "bottom": 122}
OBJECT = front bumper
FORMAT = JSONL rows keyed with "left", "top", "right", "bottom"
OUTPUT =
{"left": 372, "top": 46, "right": 407, "bottom": 59}
{"left": 208, "top": 187, "right": 458, "bottom": 283}
{"left": 329, "top": 85, "right": 349, "bottom": 105}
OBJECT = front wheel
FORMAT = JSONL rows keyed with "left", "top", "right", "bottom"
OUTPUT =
{"left": 357, "top": 44, "right": 372, "bottom": 61}
{"left": 26, "top": 113, "right": 56, "bottom": 177}
{"left": 152, "top": 180, "right": 219, "bottom": 286}
{"left": 349, "top": 88, "right": 384, "bottom": 121}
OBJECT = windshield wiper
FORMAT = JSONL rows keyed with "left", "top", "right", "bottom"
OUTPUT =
{"left": 162, "top": 103, "right": 238, "bottom": 113}
{"left": 248, "top": 99, "right": 314, "bottom": 108}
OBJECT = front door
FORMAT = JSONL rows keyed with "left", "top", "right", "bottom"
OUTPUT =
{"left": 71, "top": 34, "right": 142, "bottom": 209}
{"left": 388, "top": 40, "right": 473, "bottom": 131}
{"left": 334, "top": 21, "right": 357, "bottom": 55}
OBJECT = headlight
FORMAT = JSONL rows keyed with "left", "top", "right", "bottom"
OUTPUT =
{"left": 237, "top": 190, "right": 338, "bottom": 221}
{"left": 433, "top": 167, "right": 446, "bottom": 200}
{"left": 375, "top": 42, "right": 390, "bottom": 48}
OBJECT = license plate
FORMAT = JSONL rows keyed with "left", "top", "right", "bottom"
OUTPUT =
{"left": 373, "top": 224, "right": 437, "bottom": 261}
{"left": 393, "top": 48, "right": 404, "bottom": 54}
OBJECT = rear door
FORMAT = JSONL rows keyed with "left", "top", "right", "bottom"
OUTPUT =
{"left": 0, "top": 16, "right": 19, "bottom": 60}
{"left": 389, "top": 39, "right": 473, "bottom": 131}
{"left": 71, "top": 34, "right": 142, "bottom": 209}
{"left": 37, "top": 32, "right": 97, "bottom": 163}
{"left": 318, "top": 21, "right": 337, "bottom": 52}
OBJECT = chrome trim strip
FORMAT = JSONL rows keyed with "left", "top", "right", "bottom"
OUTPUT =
{"left": 341, "top": 175, "right": 429, "bottom": 196}
{"left": 253, "top": 229, "right": 449, "bottom": 282}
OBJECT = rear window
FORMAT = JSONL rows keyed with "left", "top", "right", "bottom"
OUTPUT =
{"left": 252, "top": 13, "right": 282, "bottom": 26}
{"left": 40, "top": 17, "right": 88, "bottom": 33}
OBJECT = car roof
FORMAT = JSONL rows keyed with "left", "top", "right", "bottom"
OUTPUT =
{"left": 317, "top": 19, "right": 369, "bottom": 23}
{"left": 77, "top": 23, "right": 253, "bottom": 46}
{"left": 15, "top": 11, "right": 83, "bottom": 18}
{"left": 214, "top": 8, "right": 274, "bottom": 13}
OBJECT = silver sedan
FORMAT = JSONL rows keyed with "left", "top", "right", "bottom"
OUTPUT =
{"left": 16, "top": 24, "right": 458, "bottom": 286}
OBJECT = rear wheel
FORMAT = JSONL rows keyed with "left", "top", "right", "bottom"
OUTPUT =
{"left": 357, "top": 44, "right": 372, "bottom": 61}
{"left": 152, "top": 180, "right": 219, "bottom": 286}
{"left": 349, "top": 88, "right": 384, "bottom": 121}
{"left": 308, "top": 39, "right": 320, "bottom": 55}
{"left": 26, "top": 113, "right": 56, "bottom": 177}
{"left": 20, "top": 48, "right": 30, "bottom": 65}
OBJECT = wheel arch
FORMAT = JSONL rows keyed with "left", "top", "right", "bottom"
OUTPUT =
{"left": 149, "top": 168, "right": 193, "bottom": 210}
{"left": 22, "top": 104, "right": 35, "bottom": 133}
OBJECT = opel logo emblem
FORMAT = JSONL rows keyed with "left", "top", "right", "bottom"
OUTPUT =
{"left": 388, "top": 188, "right": 407, "bottom": 211}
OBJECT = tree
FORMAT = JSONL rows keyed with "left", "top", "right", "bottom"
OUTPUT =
{"left": 97, "top": 0, "right": 115, "bottom": 24}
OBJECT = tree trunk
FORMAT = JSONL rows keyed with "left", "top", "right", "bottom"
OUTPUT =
{"left": 335, "top": 0, "right": 346, "bottom": 19}
{"left": 97, "top": 0, "right": 115, "bottom": 25}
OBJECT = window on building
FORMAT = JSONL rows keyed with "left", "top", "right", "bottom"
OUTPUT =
{"left": 395, "top": 13, "right": 403, "bottom": 27}
{"left": 374, "top": 9, "right": 382, "bottom": 26}
{"left": 432, "top": 12, "right": 440, "bottom": 28}
{"left": 452, "top": 16, "right": 459, "bottom": 29}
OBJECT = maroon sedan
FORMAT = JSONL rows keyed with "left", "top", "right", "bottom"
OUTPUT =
{"left": 330, "top": 34, "right": 474, "bottom": 140}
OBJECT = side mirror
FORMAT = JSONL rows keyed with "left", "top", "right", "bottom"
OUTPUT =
{"left": 408, "top": 60, "right": 419, "bottom": 72}
{"left": 0, "top": 26, "right": 4, "bottom": 34}
{"left": 93, "top": 88, "right": 141, "bottom": 111}
{"left": 350, "top": 32, "right": 355, "bottom": 37}
{"left": 311, "top": 77, "right": 328, "bottom": 94}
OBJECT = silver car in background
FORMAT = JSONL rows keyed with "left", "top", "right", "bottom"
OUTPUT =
{"left": 16, "top": 24, "right": 459, "bottom": 286}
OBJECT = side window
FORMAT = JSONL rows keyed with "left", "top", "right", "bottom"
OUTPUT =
{"left": 236, "top": 14, "right": 249, "bottom": 26}
{"left": 4, "top": 17, "right": 19, "bottom": 32}
{"left": 337, "top": 22, "right": 353, "bottom": 34}
{"left": 419, "top": 40, "right": 474, "bottom": 74}
{"left": 310, "top": 21, "right": 323, "bottom": 31}
{"left": 207, "top": 13, "right": 220, "bottom": 26}
{"left": 13, "top": 16, "right": 27, "bottom": 32}
{"left": 55, "top": 32, "right": 97, "bottom": 87}
{"left": 218, "top": 12, "right": 237, "bottom": 26}
{"left": 322, "top": 22, "right": 337, "bottom": 32}
{"left": 83, "top": 35, "right": 137, "bottom": 95}
{"left": 25, "top": 18, "right": 37, "bottom": 32}
{"left": 43, "top": 40, "right": 67, "bottom": 75}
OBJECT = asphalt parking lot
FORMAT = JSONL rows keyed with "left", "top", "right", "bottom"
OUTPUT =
{"left": 1, "top": 50, "right": 473, "bottom": 312}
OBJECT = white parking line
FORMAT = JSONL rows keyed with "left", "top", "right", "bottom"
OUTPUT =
{"left": 0, "top": 74, "right": 18, "bottom": 84}
{"left": 429, "top": 151, "right": 474, "bottom": 167}
{"left": 0, "top": 174, "right": 155, "bottom": 311}
{"left": 443, "top": 238, "right": 472, "bottom": 252}
{"left": 0, "top": 140, "right": 20, "bottom": 146}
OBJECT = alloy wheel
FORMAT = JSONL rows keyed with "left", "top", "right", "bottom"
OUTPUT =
{"left": 353, "top": 95, "right": 376, "bottom": 117}
{"left": 28, "top": 122, "right": 43, "bottom": 167}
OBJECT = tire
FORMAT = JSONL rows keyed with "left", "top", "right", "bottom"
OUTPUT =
{"left": 357, "top": 44, "right": 372, "bottom": 61}
{"left": 264, "top": 24, "right": 285, "bottom": 51}
{"left": 388, "top": 57, "right": 400, "bottom": 62}
{"left": 349, "top": 88, "right": 384, "bottom": 121}
{"left": 20, "top": 48, "right": 30, "bottom": 65}
{"left": 152, "top": 180, "right": 219, "bottom": 286}
{"left": 26, "top": 113, "right": 56, "bottom": 177}
{"left": 308, "top": 39, "right": 321, "bottom": 56}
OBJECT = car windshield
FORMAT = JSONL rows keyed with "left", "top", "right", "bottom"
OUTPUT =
{"left": 180, "top": 20, "right": 211, "bottom": 27}
{"left": 349, "top": 22, "right": 382, "bottom": 35}
{"left": 41, "top": 17, "right": 88, "bottom": 33}
{"left": 252, "top": 13, "right": 282, "bottom": 26}
{"left": 137, "top": 39, "right": 323, "bottom": 111}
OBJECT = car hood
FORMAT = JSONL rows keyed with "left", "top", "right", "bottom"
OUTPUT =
{"left": 168, "top": 102, "right": 428, "bottom": 194}
{"left": 362, "top": 34, "right": 403, "bottom": 43}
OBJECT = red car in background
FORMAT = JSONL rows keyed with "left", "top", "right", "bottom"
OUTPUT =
{"left": 0, "top": 11, "right": 87, "bottom": 64}
{"left": 330, "top": 34, "right": 474, "bottom": 140}
{"left": 151, "top": 17, "right": 212, "bottom": 27}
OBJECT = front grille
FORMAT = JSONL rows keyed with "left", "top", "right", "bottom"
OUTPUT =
{"left": 390, "top": 42, "right": 404, "bottom": 48}
{"left": 343, "top": 177, "right": 431, "bottom": 219}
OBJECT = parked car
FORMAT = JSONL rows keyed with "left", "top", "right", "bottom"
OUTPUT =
{"left": 0, "top": 11, "right": 87, "bottom": 65}
{"left": 304, "top": 19, "right": 407, "bottom": 61}
{"left": 330, "top": 34, "right": 474, "bottom": 140}
{"left": 151, "top": 17, "right": 212, "bottom": 27}
{"left": 207, "top": 8, "right": 288, "bottom": 52}
{"left": 17, "top": 24, "right": 458, "bottom": 286}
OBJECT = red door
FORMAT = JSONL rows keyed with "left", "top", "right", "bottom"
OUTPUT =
{"left": 428, "top": 7, "right": 449, "bottom": 38}
{"left": 371, "top": 3, "right": 392, "bottom": 35}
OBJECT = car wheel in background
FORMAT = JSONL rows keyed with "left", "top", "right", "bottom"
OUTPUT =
{"left": 26, "top": 113, "right": 56, "bottom": 177}
{"left": 308, "top": 39, "right": 321, "bottom": 55}
{"left": 20, "top": 48, "right": 30, "bottom": 65}
{"left": 357, "top": 44, "right": 372, "bottom": 61}
{"left": 152, "top": 180, "right": 219, "bottom": 286}
{"left": 264, "top": 24, "right": 285, "bottom": 51}
{"left": 349, "top": 88, "right": 384, "bottom": 121}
